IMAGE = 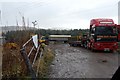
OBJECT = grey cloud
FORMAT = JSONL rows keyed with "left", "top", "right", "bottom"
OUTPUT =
{"left": 0, "top": 0, "right": 119, "bottom": 29}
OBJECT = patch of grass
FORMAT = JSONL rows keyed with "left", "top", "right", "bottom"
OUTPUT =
{"left": 37, "top": 59, "right": 47, "bottom": 77}
{"left": 2, "top": 44, "right": 30, "bottom": 79}
{"left": 2, "top": 50, "right": 25, "bottom": 79}
{"left": 2, "top": 30, "right": 55, "bottom": 79}
{"left": 43, "top": 49, "right": 55, "bottom": 65}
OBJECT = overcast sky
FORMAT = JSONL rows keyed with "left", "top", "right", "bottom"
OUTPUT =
{"left": 0, "top": 0, "right": 119, "bottom": 29}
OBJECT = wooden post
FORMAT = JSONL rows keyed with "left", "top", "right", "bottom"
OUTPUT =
{"left": 20, "top": 47, "right": 37, "bottom": 80}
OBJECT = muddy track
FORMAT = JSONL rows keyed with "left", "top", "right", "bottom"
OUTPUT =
{"left": 48, "top": 43, "right": 119, "bottom": 78}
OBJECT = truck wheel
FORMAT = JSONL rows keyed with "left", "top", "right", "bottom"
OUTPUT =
{"left": 110, "top": 50, "right": 114, "bottom": 53}
{"left": 84, "top": 44, "right": 87, "bottom": 48}
{"left": 79, "top": 44, "right": 81, "bottom": 47}
{"left": 69, "top": 44, "right": 72, "bottom": 46}
{"left": 91, "top": 45, "right": 95, "bottom": 52}
{"left": 71, "top": 44, "right": 73, "bottom": 46}
{"left": 72, "top": 44, "right": 74, "bottom": 46}
{"left": 91, "top": 43, "right": 95, "bottom": 52}
{"left": 91, "top": 48, "right": 95, "bottom": 52}
{"left": 87, "top": 46, "right": 90, "bottom": 50}
{"left": 74, "top": 44, "right": 77, "bottom": 46}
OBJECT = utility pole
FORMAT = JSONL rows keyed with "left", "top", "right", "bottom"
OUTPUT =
{"left": 0, "top": 10, "right": 2, "bottom": 25}
{"left": 0, "top": 10, "right": 2, "bottom": 37}
{"left": 19, "top": 12, "right": 26, "bottom": 30}
{"left": 32, "top": 20, "right": 37, "bottom": 34}
{"left": 6, "top": 21, "right": 8, "bottom": 27}
{"left": 32, "top": 20, "right": 37, "bottom": 30}
{"left": 27, "top": 18, "right": 29, "bottom": 28}
{"left": 22, "top": 16, "right": 26, "bottom": 30}
{"left": 16, "top": 17, "right": 19, "bottom": 30}
{"left": 16, "top": 19, "right": 19, "bottom": 26}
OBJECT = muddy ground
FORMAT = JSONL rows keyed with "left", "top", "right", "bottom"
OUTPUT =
{"left": 48, "top": 43, "right": 119, "bottom": 78}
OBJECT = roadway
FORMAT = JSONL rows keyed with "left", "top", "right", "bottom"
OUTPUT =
{"left": 48, "top": 43, "right": 119, "bottom": 78}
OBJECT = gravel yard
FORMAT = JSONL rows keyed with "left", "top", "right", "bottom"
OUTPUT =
{"left": 48, "top": 43, "right": 119, "bottom": 78}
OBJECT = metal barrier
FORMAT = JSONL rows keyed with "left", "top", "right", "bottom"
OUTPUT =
{"left": 20, "top": 35, "right": 42, "bottom": 80}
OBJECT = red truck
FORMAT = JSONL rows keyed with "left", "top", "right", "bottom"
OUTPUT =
{"left": 116, "top": 25, "right": 120, "bottom": 42}
{"left": 87, "top": 18, "right": 118, "bottom": 51}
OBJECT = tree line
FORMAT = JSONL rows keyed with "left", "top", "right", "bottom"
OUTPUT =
{"left": 2, "top": 28, "right": 89, "bottom": 45}
{"left": 35, "top": 29, "right": 89, "bottom": 36}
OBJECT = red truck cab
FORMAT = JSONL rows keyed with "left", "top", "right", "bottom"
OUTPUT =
{"left": 88, "top": 18, "right": 118, "bottom": 51}
{"left": 116, "top": 25, "right": 120, "bottom": 42}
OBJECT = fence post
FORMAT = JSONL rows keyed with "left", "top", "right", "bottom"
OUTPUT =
{"left": 20, "top": 47, "right": 37, "bottom": 80}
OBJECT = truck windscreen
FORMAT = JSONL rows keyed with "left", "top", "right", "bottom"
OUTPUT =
{"left": 94, "top": 26, "right": 117, "bottom": 42}
{"left": 95, "top": 26, "right": 116, "bottom": 35}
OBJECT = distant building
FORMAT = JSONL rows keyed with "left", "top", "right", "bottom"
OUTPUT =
{"left": 118, "top": 1, "right": 120, "bottom": 24}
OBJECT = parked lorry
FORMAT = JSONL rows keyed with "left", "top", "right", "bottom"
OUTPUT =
{"left": 69, "top": 36, "right": 81, "bottom": 46}
{"left": 116, "top": 25, "right": 120, "bottom": 42}
{"left": 87, "top": 18, "right": 118, "bottom": 51}
{"left": 68, "top": 34, "right": 89, "bottom": 47}
{"left": 80, "top": 34, "right": 88, "bottom": 48}
{"left": 69, "top": 18, "right": 118, "bottom": 52}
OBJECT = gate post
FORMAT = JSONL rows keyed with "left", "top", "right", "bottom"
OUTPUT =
{"left": 20, "top": 47, "right": 37, "bottom": 80}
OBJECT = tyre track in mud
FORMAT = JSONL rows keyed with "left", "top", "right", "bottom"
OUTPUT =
{"left": 48, "top": 43, "right": 119, "bottom": 78}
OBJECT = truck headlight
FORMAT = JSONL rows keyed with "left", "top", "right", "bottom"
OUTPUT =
{"left": 97, "top": 38, "right": 101, "bottom": 41}
{"left": 114, "top": 43, "right": 117, "bottom": 46}
{"left": 97, "top": 43, "right": 100, "bottom": 46}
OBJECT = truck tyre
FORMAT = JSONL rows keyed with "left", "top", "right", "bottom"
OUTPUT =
{"left": 110, "top": 50, "right": 114, "bottom": 53}
{"left": 72, "top": 44, "right": 74, "bottom": 46}
{"left": 69, "top": 43, "right": 72, "bottom": 46}
{"left": 87, "top": 45, "right": 90, "bottom": 50}
{"left": 91, "top": 44, "right": 95, "bottom": 52}
{"left": 73, "top": 44, "right": 77, "bottom": 47}
{"left": 91, "top": 47, "right": 95, "bottom": 52}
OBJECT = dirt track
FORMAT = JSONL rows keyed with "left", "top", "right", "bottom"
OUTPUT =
{"left": 48, "top": 43, "right": 119, "bottom": 78}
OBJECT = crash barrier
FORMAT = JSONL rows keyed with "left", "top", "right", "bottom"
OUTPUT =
{"left": 20, "top": 35, "right": 43, "bottom": 80}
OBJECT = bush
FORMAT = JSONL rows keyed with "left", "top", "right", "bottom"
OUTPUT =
{"left": 2, "top": 30, "right": 55, "bottom": 79}
{"left": 4, "top": 30, "right": 35, "bottom": 47}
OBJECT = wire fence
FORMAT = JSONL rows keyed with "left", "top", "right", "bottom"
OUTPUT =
{"left": 20, "top": 35, "right": 43, "bottom": 80}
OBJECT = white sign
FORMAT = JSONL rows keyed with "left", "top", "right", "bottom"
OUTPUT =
{"left": 32, "top": 35, "right": 38, "bottom": 48}
{"left": 100, "top": 22, "right": 113, "bottom": 24}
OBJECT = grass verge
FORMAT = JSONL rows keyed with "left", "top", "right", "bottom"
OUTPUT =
{"left": 2, "top": 43, "right": 55, "bottom": 79}
{"left": 34, "top": 47, "right": 55, "bottom": 78}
